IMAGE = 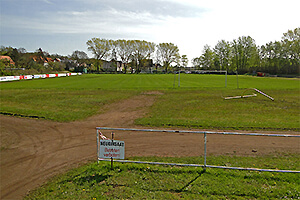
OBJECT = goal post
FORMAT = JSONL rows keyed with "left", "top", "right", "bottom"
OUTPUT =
{"left": 173, "top": 70, "right": 228, "bottom": 88}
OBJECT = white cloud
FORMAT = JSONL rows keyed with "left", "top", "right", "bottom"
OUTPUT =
{"left": 156, "top": 0, "right": 300, "bottom": 61}
{"left": 42, "top": 0, "right": 53, "bottom": 4}
{"left": 1, "top": 0, "right": 299, "bottom": 62}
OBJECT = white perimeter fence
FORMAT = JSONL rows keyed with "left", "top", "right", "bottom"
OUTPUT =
{"left": 96, "top": 127, "right": 300, "bottom": 173}
{"left": 0, "top": 73, "right": 82, "bottom": 82}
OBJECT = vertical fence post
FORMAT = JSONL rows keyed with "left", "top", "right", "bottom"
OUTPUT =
{"left": 178, "top": 71, "right": 180, "bottom": 87}
{"left": 236, "top": 71, "right": 239, "bottom": 89}
{"left": 225, "top": 71, "right": 227, "bottom": 88}
{"left": 204, "top": 133, "right": 207, "bottom": 171}
{"left": 173, "top": 72, "right": 176, "bottom": 88}
{"left": 111, "top": 132, "right": 114, "bottom": 170}
{"left": 97, "top": 130, "right": 99, "bottom": 163}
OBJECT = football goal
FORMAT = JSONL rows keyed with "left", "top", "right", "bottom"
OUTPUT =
{"left": 173, "top": 70, "right": 228, "bottom": 88}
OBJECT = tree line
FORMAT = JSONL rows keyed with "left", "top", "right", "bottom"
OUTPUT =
{"left": 86, "top": 39, "right": 188, "bottom": 73}
{"left": 0, "top": 47, "right": 92, "bottom": 76}
{"left": 1, "top": 40, "right": 187, "bottom": 75}
{"left": 1, "top": 27, "right": 298, "bottom": 76}
{"left": 192, "top": 27, "right": 299, "bottom": 75}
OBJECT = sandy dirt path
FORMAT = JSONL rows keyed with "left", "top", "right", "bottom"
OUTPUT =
{"left": 0, "top": 93, "right": 299, "bottom": 199}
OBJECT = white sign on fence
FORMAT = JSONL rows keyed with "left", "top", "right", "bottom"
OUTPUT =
{"left": 99, "top": 140, "right": 125, "bottom": 159}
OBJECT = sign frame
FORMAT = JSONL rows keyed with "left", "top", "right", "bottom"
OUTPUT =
{"left": 99, "top": 139, "right": 125, "bottom": 160}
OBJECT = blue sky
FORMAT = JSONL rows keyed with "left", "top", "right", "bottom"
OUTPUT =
{"left": 1, "top": 0, "right": 299, "bottom": 64}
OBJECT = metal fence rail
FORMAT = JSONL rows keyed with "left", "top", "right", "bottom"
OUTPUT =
{"left": 96, "top": 127, "right": 300, "bottom": 137}
{"left": 96, "top": 127, "right": 300, "bottom": 173}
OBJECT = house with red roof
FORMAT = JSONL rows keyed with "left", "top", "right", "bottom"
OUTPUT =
{"left": 0, "top": 55, "right": 15, "bottom": 65}
{"left": 30, "top": 56, "right": 61, "bottom": 66}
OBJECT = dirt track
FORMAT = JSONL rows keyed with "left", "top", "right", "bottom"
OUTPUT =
{"left": 0, "top": 93, "right": 299, "bottom": 199}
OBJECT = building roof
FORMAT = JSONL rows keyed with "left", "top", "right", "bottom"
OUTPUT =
{"left": 0, "top": 55, "right": 15, "bottom": 65}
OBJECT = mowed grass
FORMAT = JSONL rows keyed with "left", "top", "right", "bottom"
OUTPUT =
{"left": 0, "top": 89, "right": 137, "bottom": 121}
{"left": 25, "top": 155, "right": 300, "bottom": 200}
{"left": 136, "top": 89, "right": 300, "bottom": 130}
{"left": 1, "top": 74, "right": 298, "bottom": 90}
{"left": 0, "top": 74, "right": 299, "bottom": 130}
{"left": 136, "top": 75, "right": 300, "bottom": 130}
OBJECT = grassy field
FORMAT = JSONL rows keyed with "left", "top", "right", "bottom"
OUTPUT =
{"left": 1, "top": 74, "right": 299, "bottom": 130}
{"left": 24, "top": 155, "right": 300, "bottom": 199}
{"left": 1, "top": 74, "right": 299, "bottom": 90}
{"left": 2, "top": 74, "right": 299, "bottom": 199}
{"left": 136, "top": 89, "right": 299, "bottom": 130}
{"left": 0, "top": 89, "right": 137, "bottom": 121}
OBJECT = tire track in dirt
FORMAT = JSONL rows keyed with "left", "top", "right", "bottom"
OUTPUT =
{"left": 0, "top": 94, "right": 158, "bottom": 200}
{"left": 1, "top": 156, "right": 95, "bottom": 199}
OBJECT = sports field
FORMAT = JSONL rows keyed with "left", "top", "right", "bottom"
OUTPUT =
{"left": 0, "top": 74, "right": 299, "bottom": 199}
{"left": 1, "top": 74, "right": 299, "bottom": 130}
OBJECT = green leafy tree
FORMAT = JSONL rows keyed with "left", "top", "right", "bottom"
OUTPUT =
{"left": 19, "top": 54, "right": 32, "bottom": 69}
{"left": 231, "top": 36, "right": 258, "bottom": 74}
{"left": 213, "top": 40, "right": 231, "bottom": 71}
{"left": 156, "top": 43, "right": 180, "bottom": 73}
{"left": 48, "top": 62, "right": 66, "bottom": 72}
{"left": 70, "top": 50, "right": 89, "bottom": 71}
{"left": 71, "top": 50, "right": 89, "bottom": 60}
{"left": 281, "top": 27, "right": 300, "bottom": 74}
{"left": 114, "top": 40, "right": 135, "bottom": 73}
{"left": 10, "top": 48, "right": 20, "bottom": 67}
{"left": 34, "top": 48, "right": 46, "bottom": 65}
{"left": 192, "top": 57, "right": 201, "bottom": 69}
{"left": 259, "top": 28, "right": 299, "bottom": 75}
{"left": 200, "top": 45, "right": 215, "bottom": 70}
{"left": 86, "top": 38, "right": 113, "bottom": 72}
{"left": 131, "top": 40, "right": 155, "bottom": 73}
{"left": 181, "top": 55, "right": 188, "bottom": 69}
{"left": 0, "top": 46, "right": 14, "bottom": 56}
{"left": 260, "top": 41, "right": 282, "bottom": 74}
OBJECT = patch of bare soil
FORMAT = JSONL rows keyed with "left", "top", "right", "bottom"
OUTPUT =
{"left": 0, "top": 93, "right": 299, "bottom": 199}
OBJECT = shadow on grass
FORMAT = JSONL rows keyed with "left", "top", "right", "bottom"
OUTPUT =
{"left": 60, "top": 174, "right": 112, "bottom": 186}
{"left": 172, "top": 169, "right": 206, "bottom": 193}
{"left": 103, "top": 168, "right": 206, "bottom": 195}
